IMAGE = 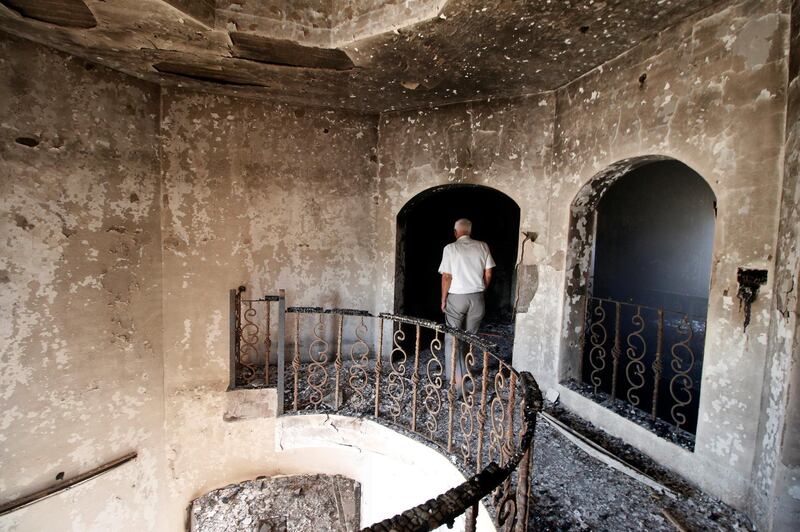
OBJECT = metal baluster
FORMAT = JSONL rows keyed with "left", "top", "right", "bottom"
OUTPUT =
{"left": 276, "top": 290, "right": 285, "bottom": 415}
{"left": 578, "top": 291, "right": 591, "bottom": 379}
{"left": 466, "top": 508, "right": 478, "bottom": 532}
{"left": 625, "top": 306, "right": 646, "bottom": 406}
{"left": 514, "top": 438, "right": 532, "bottom": 532}
{"left": 239, "top": 301, "right": 259, "bottom": 385}
{"left": 229, "top": 288, "right": 241, "bottom": 389}
{"left": 348, "top": 316, "right": 370, "bottom": 411}
{"left": 669, "top": 315, "right": 695, "bottom": 430}
{"left": 447, "top": 335, "right": 458, "bottom": 453}
{"left": 374, "top": 318, "right": 383, "bottom": 418}
{"left": 307, "top": 313, "right": 329, "bottom": 409}
{"left": 476, "top": 350, "right": 489, "bottom": 473}
{"left": 334, "top": 314, "right": 343, "bottom": 410}
{"left": 466, "top": 350, "right": 490, "bottom": 532}
{"left": 264, "top": 302, "right": 271, "bottom": 386}
{"left": 503, "top": 371, "right": 518, "bottom": 466}
{"left": 499, "top": 371, "right": 519, "bottom": 530}
{"left": 611, "top": 301, "right": 621, "bottom": 400}
{"left": 489, "top": 371, "right": 506, "bottom": 466}
{"left": 514, "top": 396, "right": 535, "bottom": 532}
{"left": 411, "top": 324, "right": 421, "bottom": 432}
{"left": 651, "top": 309, "right": 664, "bottom": 420}
{"left": 588, "top": 299, "right": 608, "bottom": 394}
{"left": 292, "top": 314, "right": 300, "bottom": 412}
{"left": 459, "top": 343, "right": 477, "bottom": 464}
{"left": 388, "top": 324, "right": 407, "bottom": 422}
{"left": 423, "top": 330, "right": 444, "bottom": 440}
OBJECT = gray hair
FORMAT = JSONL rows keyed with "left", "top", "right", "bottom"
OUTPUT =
{"left": 454, "top": 218, "right": 472, "bottom": 234}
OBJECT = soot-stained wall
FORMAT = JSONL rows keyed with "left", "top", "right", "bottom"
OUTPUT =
{"left": 159, "top": 89, "right": 379, "bottom": 385}
{"left": 1, "top": 0, "right": 797, "bottom": 529}
{"left": 549, "top": 0, "right": 789, "bottom": 514}
{"left": 0, "top": 34, "right": 165, "bottom": 530}
{"left": 158, "top": 90, "right": 379, "bottom": 528}
{"left": 752, "top": 0, "right": 800, "bottom": 528}
{"left": 376, "top": 0, "right": 791, "bottom": 522}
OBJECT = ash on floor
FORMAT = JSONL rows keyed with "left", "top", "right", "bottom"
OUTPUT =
{"left": 189, "top": 474, "right": 360, "bottom": 532}
{"left": 530, "top": 406, "right": 753, "bottom": 531}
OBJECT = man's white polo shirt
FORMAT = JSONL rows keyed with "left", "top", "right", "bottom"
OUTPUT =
{"left": 438, "top": 235, "right": 496, "bottom": 294}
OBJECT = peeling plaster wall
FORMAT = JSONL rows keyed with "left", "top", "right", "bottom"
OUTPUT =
{"left": 0, "top": 34, "right": 165, "bottom": 530}
{"left": 550, "top": 0, "right": 789, "bottom": 511}
{"left": 376, "top": 0, "right": 791, "bottom": 518}
{"left": 158, "top": 90, "right": 379, "bottom": 528}
{"left": 752, "top": 0, "right": 800, "bottom": 529}
{"left": 2, "top": 0, "right": 796, "bottom": 529}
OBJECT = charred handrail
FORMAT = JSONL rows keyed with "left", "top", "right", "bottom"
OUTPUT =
{"left": 228, "top": 289, "right": 541, "bottom": 530}
{"left": 363, "top": 373, "right": 542, "bottom": 532}
{"left": 287, "top": 306, "right": 373, "bottom": 316}
{"left": 283, "top": 307, "right": 541, "bottom": 531}
{"left": 378, "top": 312, "right": 499, "bottom": 354}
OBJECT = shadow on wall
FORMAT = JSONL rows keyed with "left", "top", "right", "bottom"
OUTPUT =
{"left": 394, "top": 184, "right": 521, "bottom": 325}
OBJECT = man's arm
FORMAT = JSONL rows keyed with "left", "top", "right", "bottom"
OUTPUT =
{"left": 441, "top": 273, "right": 452, "bottom": 312}
{"left": 483, "top": 244, "right": 495, "bottom": 290}
{"left": 483, "top": 268, "right": 493, "bottom": 289}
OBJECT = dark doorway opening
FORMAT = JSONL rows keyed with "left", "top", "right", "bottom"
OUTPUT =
{"left": 395, "top": 185, "right": 521, "bottom": 331}
{"left": 580, "top": 160, "right": 715, "bottom": 438}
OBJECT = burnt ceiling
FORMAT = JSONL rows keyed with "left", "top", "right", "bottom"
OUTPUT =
{"left": 0, "top": 0, "right": 729, "bottom": 113}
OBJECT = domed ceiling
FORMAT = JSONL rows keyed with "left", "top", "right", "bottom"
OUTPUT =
{"left": 0, "top": 0, "right": 727, "bottom": 112}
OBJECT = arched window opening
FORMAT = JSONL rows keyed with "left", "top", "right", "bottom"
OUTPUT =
{"left": 395, "top": 185, "right": 521, "bottom": 349}
{"left": 568, "top": 159, "right": 715, "bottom": 443}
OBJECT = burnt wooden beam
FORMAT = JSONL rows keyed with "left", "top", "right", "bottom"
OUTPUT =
{"left": 0, "top": 0, "right": 96, "bottom": 28}
{"left": 230, "top": 32, "right": 355, "bottom": 71}
{"left": 153, "top": 61, "right": 270, "bottom": 87}
{"left": 0, "top": 452, "right": 138, "bottom": 516}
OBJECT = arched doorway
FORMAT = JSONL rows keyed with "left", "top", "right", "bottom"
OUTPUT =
{"left": 394, "top": 185, "right": 521, "bottom": 330}
{"left": 563, "top": 158, "right": 715, "bottom": 440}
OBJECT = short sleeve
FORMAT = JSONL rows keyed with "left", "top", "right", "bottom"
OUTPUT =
{"left": 438, "top": 246, "right": 451, "bottom": 274}
{"left": 484, "top": 244, "right": 496, "bottom": 269}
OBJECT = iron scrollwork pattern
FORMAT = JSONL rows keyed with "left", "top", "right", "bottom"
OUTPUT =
{"left": 458, "top": 343, "right": 478, "bottom": 464}
{"left": 264, "top": 302, "right": 542, "bottom": 532}
{"left": 669, "top": 315, "right": 695, "bottom": 429}
{"left": 580, "top": 296, "right": 705, "bottom": 437}
{"left": 231, "top": 287, "right": 281, "bottom": 389}
{"left": 387, "top": 323, "right": 408, "bottom": 422}
{"left": 307, "top": 313, "right": 329, "bottom": 409}
{"left": 423, "top": 330, "right": 445, "bottom": 439}
{"left": 588, "top": 301, "right": 608, "bottom": 394}
{"left": 625, "top": 306, "right": 647, "bottom": 406}
{"left": 238, "top": 301, "right": 260, "bottom": 385}
{"left": 488, "top": 364, "right": 509, "bottom": 465}
{"left": 347, "top": 316, "right": 371, "bottom": 411}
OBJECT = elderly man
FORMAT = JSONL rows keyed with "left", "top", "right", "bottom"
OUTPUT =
{"left": 438, "top": 218, "right": 495, "bottom": 387}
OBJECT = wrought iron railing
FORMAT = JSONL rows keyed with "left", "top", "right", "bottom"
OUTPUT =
{"left": 229, "top": 287, "right": 285, "bottom": 390}
{"left": 230, "top": 288, "right": 542, "bottom": 532}
{"left": 580, "top": 296, "right": 706, "bottom": 436}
